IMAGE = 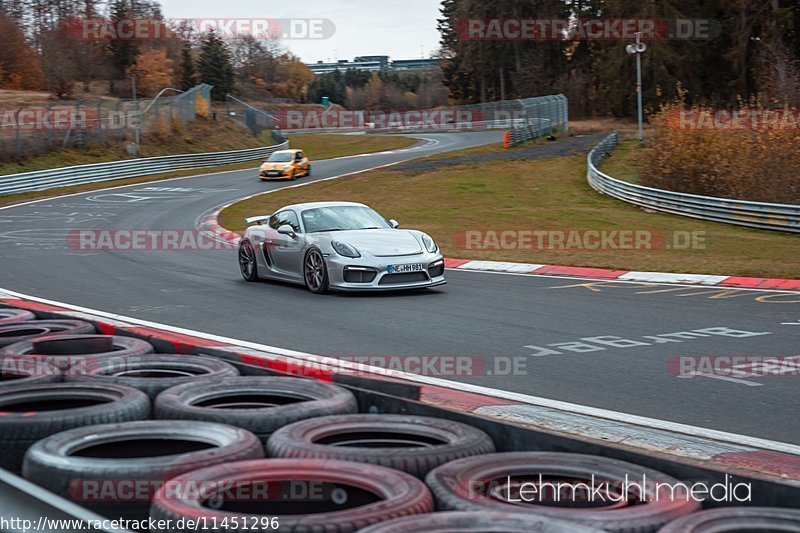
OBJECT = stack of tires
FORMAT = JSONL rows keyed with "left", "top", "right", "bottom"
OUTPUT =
{"left": 1, "top": 307, "right": 798, "bottom": 532}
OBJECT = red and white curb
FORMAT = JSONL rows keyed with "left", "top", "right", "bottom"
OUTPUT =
{"left": 2, "top": 287, "right": 800, "bottom": 482}
{"left": 444, "top": 259, "right": 800, "bottom": 291}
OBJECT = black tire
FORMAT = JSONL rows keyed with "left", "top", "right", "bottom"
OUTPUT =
{"left": 64, "top": 354, "right": 240, "bottom": 400}
{"left": 425, "top": 452, "right": 701, "bottom": 533}
{"left": 150, "top": 459, "right": 433, "bottom": 532}
{"left": 23, "top": 420, "right": 264, "bottom": 521}
{"left": 306, "top": 164, "right": 312, "bottom": 176}
{"left": 658, "top": 507, "right": 800, "bottom": 532}
{"left": 357, "top": 511, "right": 605, "bottom": 533}
{"left": 0, "top": 334, "right": 154, "bottom": 372}
{"left": 154, "top": 376, "right": 358, "bottom": 441}
{"left": 267, "top": 414, "right": 495, "bottom": 478}
{"left": 304, "top": 248, "right": 329, "bottom": 294}
{"left": 239, "top": 239, "right": 259, "bottom": 282}
{"left": 0, "top": 320, "right": 96, "bottom": 347}
{"left": 0, "top": 308, "right": 35, "bottom": 325}
{"left": 1, "top": 356, "right": 61, "bottom": 388}
{"left": 290, "top": 169, "right": 297, "bottom": 181}
{"left": 0, "top": 382, "right": 149, "bottom": 473}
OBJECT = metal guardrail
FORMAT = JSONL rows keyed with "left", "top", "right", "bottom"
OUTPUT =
{"left": 0, "top": 141, "right": 289, "bottom": 196}
{"left": 587, "top": 133, "right": 800, "bottom": 234}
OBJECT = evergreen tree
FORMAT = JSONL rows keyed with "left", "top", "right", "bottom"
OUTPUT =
{"left": 180, "top": 41, "right": 196, "bottom": 91}
{"left": 108, "top": 0, "right": 138, "bottom": 78}
{"left": 197, "top": 30, "right": 234, "bottom": 100}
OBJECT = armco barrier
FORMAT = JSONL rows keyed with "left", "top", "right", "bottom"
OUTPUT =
{"left": 587, "top": 133, "right": 800, "bottom": 233}
{"left": 0, "top": 140, "right": 289, "bottom": 196}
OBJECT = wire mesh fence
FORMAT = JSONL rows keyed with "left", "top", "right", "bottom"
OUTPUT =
{"left": 0, "top": 84, "right": 213, "bottom": 162}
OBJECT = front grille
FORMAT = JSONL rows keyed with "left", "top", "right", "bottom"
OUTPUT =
{"left": 379, "top": 272, "right": 429, "bottom": 285}
{"left": 344, "top": 267, "right": 377, "bottom": 283}
{"left": 428, "top": 262, "right": 445, "bottom": 278}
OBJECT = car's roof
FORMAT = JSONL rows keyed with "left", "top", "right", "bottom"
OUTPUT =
{"left": 272, "top": 149, "right": 303, "bottom": 155}
{"left": 281, "top": 201, "right": 368, "bottom": 212}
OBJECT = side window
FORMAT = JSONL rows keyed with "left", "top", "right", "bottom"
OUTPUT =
{"left": 283, "top": 211, "right": 300, "bottom": 233}
{"left": 275, "top": 211, "right": 301, "bottom": 233}
{"left": 296, "top": 152, "right": 304, "bottom": 161}
{"left": 268, "top": 214, "right": 281, "bottom": 230}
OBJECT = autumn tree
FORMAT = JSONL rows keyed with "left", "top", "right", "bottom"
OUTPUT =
{"left": 128, "top": 48, "right": 174, "bottom": 97}
{"left": 0, "top": 14, "right": 44, "bottom": 90}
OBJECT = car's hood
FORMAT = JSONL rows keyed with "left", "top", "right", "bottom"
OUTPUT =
{"left": 323, "top": 229, "right": 423, "bottom": 256}
{"left": 261, "top": 163, "right": 291, "bottom": 170}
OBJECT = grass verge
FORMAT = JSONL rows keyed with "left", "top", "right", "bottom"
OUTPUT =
{"left": 284, "top": 134, "right": 417, "bottom": 160}
{"left": 219, "top": 144, "right": 800, "bottom": 279}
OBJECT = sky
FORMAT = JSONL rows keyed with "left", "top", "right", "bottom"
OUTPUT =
{"left": 158, "top": 0, "right": 444, "bottom": 63}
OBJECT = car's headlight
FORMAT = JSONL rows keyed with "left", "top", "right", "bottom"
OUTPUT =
{"left": 331, "top": 241, "right": 361, "bottom": 258}
{"left": 421, "top": 234, "right": 438, "bottom": 253}
{"left": 282, "top": 165, "right": 292, "bottom": 171}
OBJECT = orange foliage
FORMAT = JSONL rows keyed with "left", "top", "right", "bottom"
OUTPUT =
{"left": 643, "top": 98, "right": 800, "bottom": 204}
{"left": 128, "top": 49, "right": 174, "bottom": 98}
{"left": 0, "top": 15, "right": 44, "bottom": 90}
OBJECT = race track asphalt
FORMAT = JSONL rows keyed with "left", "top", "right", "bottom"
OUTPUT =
{"left": 1, "top": 131, "right": 798, "bottom": 444}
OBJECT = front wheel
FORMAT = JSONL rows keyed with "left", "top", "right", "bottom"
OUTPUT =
{"left": 304, "top": 249, "right": 329, "bottom": 294}
{"left": 306, "top": 165, "right": 311, "bottom": 176}
{"left": 290, "top": 169, "right": 297, "bottom": 181}
{"left": 238, "top": 240, "right": 259, "bottom": 282}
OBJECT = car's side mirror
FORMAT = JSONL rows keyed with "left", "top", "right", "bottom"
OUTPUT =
{"left": 277, "top": 224, "right": 297, "bottom": 238}
{"left": 389, "top": 219, "right": 399, "bottom": 229}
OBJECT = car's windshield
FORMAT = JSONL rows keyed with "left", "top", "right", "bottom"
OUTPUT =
{"left": 302, "top": 206, "right": 390, "bottom": 233}
{"left": 266, "top": 153, "right": 293, "bottom": 163}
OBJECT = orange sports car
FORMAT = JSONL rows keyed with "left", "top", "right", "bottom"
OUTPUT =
{"left": 258, "top": 149, "right": 311, "bottom": 181}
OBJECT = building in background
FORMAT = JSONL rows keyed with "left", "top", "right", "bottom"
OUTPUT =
{"left": 306, "top": 56, "right": 439, "bottom": 75}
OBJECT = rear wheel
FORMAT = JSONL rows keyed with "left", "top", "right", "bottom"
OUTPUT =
{"left": 306, "top": 165, "right": 312, "bottom": 176}
{"left": 239, "top": 240, "right": 259, "bottom": 282}
{"left": 304, "top": 249, "right": 329, "bottom": 294}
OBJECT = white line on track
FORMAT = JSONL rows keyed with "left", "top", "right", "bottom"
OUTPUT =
{"left": 1, "top": 286, "right": 799, "bottom": 456}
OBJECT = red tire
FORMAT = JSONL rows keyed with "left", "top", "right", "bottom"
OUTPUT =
{"left": 425, "top": 452, "right": 700, "bottom": 533}
{"left": 0, "top": 308, "right": 35, "bottom": 326}
{"left": 357, "top": 511, "right": 604, "bottom": 532}
{"left": 150, "top": 459, "right": 433, "bottom": 532}
{"left": 659, "top": 507, "right": 800, "bottom": 532}
{"left": 0, "top": 320, "right": 96, "bottom": 347}
{"left": 0, "top": 334, "right": 154, "bottom": 372}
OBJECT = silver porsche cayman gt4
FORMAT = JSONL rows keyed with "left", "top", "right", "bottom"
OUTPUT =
{"left": 238, "top": 202, "right": 446, "bottom": 293}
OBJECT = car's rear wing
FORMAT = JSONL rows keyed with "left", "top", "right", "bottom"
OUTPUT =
{"left": 245, "top": 215, "right": 270, "bottom": 225}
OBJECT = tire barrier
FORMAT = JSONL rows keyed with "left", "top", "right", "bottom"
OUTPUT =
{"left": 22, "top": 420, "right": 264, "bottom": 521}
{"left": 658, "top": 506, "right": 800, "bottom": 532}
{"left": 0, "top": 308, "right": 35, "bottom": 325}
{"left": 424, "top": 452, "right": 701, "bottom": 533}
{"left": 0, "top": 320, "right": 96, "bottom": 347}
{"left": 0, "top": 334, "right": 154, "bottom": 371}
{"left": 149, "top": 459, "right": 434, "bottom": 533}
{"left": 154, "top": 377, "right": 358, "bottom": 441}
{"left": 0, "top": 382, "right": 150, "bottom": 473}
{"left": 0, "top": 355, "right": 61, "bottom": 388}
{"left": 356, "top": 511, "right": 605, "bottom": 533}
{"left": 267, "top": 414, "right": 496, "bottom": 478}
{"left": 65, "top": 354, "right": 240, "bottom": 400}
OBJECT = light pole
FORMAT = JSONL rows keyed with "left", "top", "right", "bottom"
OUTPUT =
{"left": 626, "top": 32, "right": 647, "bottom": 142}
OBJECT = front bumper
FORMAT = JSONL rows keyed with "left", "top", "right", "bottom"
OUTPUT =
{"left": 259, "top": 169, "right": 292, "bottom": 180}
{"left": 325, "top": 254, "right": 446, "bottom": 291}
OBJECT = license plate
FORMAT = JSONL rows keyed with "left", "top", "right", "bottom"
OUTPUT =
{"left": 388, "top": 263, "right": 424, "bottom": 274}
{"left": 267, "top": 171, "right": 280, "bottom": 176}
